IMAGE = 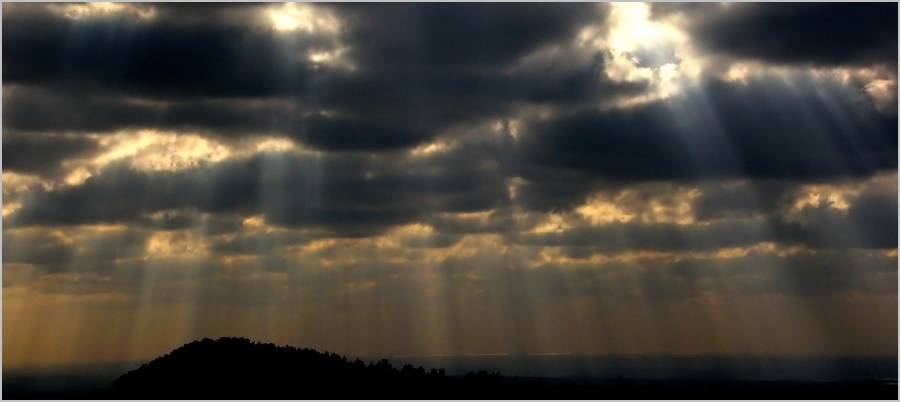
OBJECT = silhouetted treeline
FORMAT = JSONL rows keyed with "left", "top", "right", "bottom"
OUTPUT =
{"left": 106, "top": 337, "right": 897, "bottom": 400}
{"left": 112, "top": 337, "right": 528, "bottom": 399}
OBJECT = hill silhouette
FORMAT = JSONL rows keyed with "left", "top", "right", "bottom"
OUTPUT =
{"left": 112, "top": 337, "right": 516, "bottom": 399}
{"left": 106, "top": 337, "right": 896, "bottom": 400}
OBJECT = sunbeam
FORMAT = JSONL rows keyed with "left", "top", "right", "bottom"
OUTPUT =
{"left": 3, "top": 3, "right": 897, "bottom": 398}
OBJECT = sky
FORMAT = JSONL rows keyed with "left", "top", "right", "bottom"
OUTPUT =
{"left": 2, "top": 3, "right": 898, "bottom": 369}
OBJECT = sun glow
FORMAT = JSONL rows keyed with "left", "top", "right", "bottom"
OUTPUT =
{"left": 268, "top": 3, "right": 340, "bottom": 34}
{"left": 583, "top": 3, "right": 700, "bottom": 106}
{"left": 606, "top": 3, "right": 676, "bottom": 54}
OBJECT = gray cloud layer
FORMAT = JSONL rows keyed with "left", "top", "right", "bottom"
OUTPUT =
{"left": 2, "top": 3, "right": 898, "bottom": 358}
{"left": 653, "top": 3, "right": 898, "bottom": 69}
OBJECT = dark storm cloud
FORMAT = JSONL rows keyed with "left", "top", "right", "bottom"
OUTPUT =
{"left": 504, "top": 70, "right": 897, "bottom": 213}
{"left": 2, "top": 87, "right": 295, "bottom": 135}
{"left": 2, "top": 227, "right": 149, "bottom": 274}
{"left": 4, "top": 2, "right": 899, "bottom": 367}
{"left": 4, "top": 58, "right": 645, "bottom": 150}
{"left": 3, "top": 2, "right": 610, "bottom": 102}
{"left": 3, "top": 3, "right": 646, "bottom": 153}
{"left": 516, "top": 76, "right": 897, "bottom": 183}
{"left": 653, "top": 3, "right": 898, "bottom": 68}
{"left": 296, "top": 114, "right": 428, "bottom": 151}
{"left": 3, "top": 3, "right": 896, "bottom": 253}
{"left": 6, "top": 141, "right": 508, "bottom": 236}
{"left": 511, "top": 169, "right": 605, "bottom": 213}
{"left": 2, "top": 134, "right": 99, "bottom": 177}
{"left": 4, "top": 87, "right": 158, "bottom": 133}
{"left": 3, "top": 64, "right": 645, "bottom": 153}
{"left": 330, "top": 3, "right": 607, "bottom": 69}
{"left": 782, "top": 193, "right": 899, "bottom": 250}
{"left": 4, "top": 89, "right": 434, "bottom": 151}
{"left": 845, "top": 184, "right": 900, "bottom": 244}
{"left": 3, "top": 3, "right": 329, "bottom": 98}
{"left": 307, "top": 54, "right": 646, "bottom": 141}
{"left": 690, "top": 180, "right": 796, "bottom": 221}
{"left": 5, "top": 2, "right": 895, "bottom": 165}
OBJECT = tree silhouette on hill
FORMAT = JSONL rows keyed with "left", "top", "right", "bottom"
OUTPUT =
{"left": 112, "top": 337, "right": 518, "bottom": 399}
{"left": 108, "top": 337, "right": 896, "bottom": 400}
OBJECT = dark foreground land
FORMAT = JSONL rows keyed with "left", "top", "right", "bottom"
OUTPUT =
{"left": 4, "top": 338, "right": 897, "bottom": 399}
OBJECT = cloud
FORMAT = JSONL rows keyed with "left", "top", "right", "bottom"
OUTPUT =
{"left": 294, "top": 113, "right": 428, "bottom": 151}
{"left": 517, "top": 210, "right": 894, "bottom": 257}
{"left": 3, "top": 3, "right": 897, "bottom": 364}
{"left": 2, "top": 226, "right": 149, "bottom": 274}
{"left": 3, "top": 3, "right": 335, "bottom": 99}
{"left": 781, "top": 192, "right": 898, "bottom": 250}
{"left": 668, "top": 248, "right": 898, "bottom": 296}
{"left": 330, "top": 3, "right": 608, "bottom": 69}
{"left": 2, "top": 3, "right": 647, "bottom": 155}
{"left": 656, "top": 3, "right": 898, "bottom": 69}
{"left": 515, "top": 74, "right": 896, "bottom": 184}
{"left": 2, "top": 134, "right": 99, "bottom": 177}
{"left": 690, "top": 180, "right": 794, "bottom": 221}
{"left": 6, "top": 141, "right": 509, "bottom": 236}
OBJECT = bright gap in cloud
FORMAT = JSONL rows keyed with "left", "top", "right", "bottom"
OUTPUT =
{"left": 268, "top": 3, "right": 340, "bottom": 34}
{"left": 582, "top": 2, "right": 699, "bottom": 106}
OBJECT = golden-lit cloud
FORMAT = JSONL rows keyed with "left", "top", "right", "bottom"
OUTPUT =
{"left": 575, "top": 186, "right": 700, "bottom": 226}
{"left": 268, "top": 3, "right": 341, "bottom": 34}
{"left": 94, "top": 131, "right": 232, "bottom": 172}
{"left": 51, "top": 2, "right": 156, "bottom": 21}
